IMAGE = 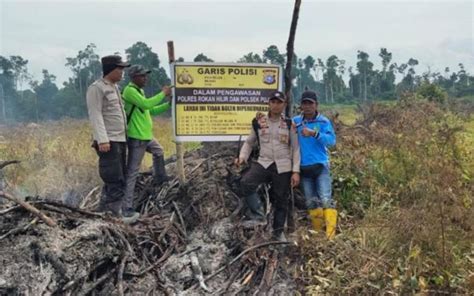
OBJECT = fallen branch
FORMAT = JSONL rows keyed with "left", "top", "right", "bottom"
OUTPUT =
{"left": 0, "top": 217, "right": 38, "bottom": 240}
{"left": 0, "top": 191, "right": 57, "bottom": 227}
{"left": 172, "top": 201, "right": 187, "bottom": 239}
{"left": 0, "top": 205, "right": 20, "bottom": 215}
{"left": 125, "top": 243, "right": 175, "bottom": 277}
{"left": 117, "top": 253, "right": 128, "bottom": 296}
{"left": 78, "top": 266, "right": 117, "bottom": 296}
{"left": 0, "top": 160, "right": 20, "bottom": 170}
{"left": 199, "top": 241, "right": 290, "bottom": 286}
{"left": 257, "top": 250, "right": 279, "bottom": 294}
{"left": 190, "top": 253, "right": 211, "bottom": 292}
{"left": 178, "top": 246, "right": 202, "bottom": 257}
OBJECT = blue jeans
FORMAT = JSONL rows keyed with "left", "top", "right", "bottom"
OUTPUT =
{"left": 301, "top": 163, "right": 334, "bottom": 209}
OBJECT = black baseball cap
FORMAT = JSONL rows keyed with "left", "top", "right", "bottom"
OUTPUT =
{"left": 301, "top": 90, "right": 318, "bottom": 103}
{"left": 269, "top": 91, "right": 286, "bottom": 102}
{"left": 101, "top": 55, "right": 130, "bottom": 67}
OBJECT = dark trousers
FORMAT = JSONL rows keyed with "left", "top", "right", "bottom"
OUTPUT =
{"left": 240, "top": 162, "right": 291, "bottom": 233}
{"left": 95, "top": 141, "right": 127, "bottom": 204}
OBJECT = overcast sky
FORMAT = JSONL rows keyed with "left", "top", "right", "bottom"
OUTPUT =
{"left": 0, "top": 0, "right": 472, "bottom": 86}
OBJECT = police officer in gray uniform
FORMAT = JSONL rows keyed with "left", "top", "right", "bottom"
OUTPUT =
{"left": 86, "top": 55, "right": 138, "bottom": 223}
{"left": 235, "top": 91, "right": 300, "bottom": 242}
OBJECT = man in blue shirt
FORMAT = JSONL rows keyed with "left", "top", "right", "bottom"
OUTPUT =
{"left": 293, "top": 90, "right": 337, "bottom": 239}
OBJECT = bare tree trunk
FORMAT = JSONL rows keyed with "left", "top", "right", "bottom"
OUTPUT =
{"left": 35, "top": 94, "right": 39, "bottom": 123}
{"left": 364, "top": 70, "right": 367, "bottom": 101}
{"left": 284, "top": 0, "right": 301, "bottom": 234}
{"left": 284, "top": 0, "right": 301, "bottom": 118}
{"left": 349, "top": 79, "right": 353, "bottom": 97}
{"left": 0, "top": 83, "right": 5, "bottom": 122}
{"left": 325, "top": 79, "right": 328, "bottom": 103}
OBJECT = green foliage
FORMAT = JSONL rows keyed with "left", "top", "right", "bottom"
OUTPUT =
{"left": 416, "top": 82, "right": 448, "bottom": 103}
{"left": 193, "top": 53, "right": 214, "bottom": 62}
{"left": 1, "top": 44, "right": 474, "bottom": 122}
{"left": 299, "top": 99, "right": 473, "bottom": 294}
{"left": 262, "top": 45, "right": 285, "bottom": 66}
{"left": 237, "top": 52, "right": 263, "bottom": 63}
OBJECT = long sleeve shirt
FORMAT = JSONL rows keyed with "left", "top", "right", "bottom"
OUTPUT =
{"left": 293, "top": 113, "right": 336, "bottom": 166}
{"left": 239, "top": 113, "right": 300, "bottom": 174}
{"left": 86, "top": 78, "right": 127, "bottom": 144}
{"left": 122, "top": 82, "right": 171, "bottom": 141}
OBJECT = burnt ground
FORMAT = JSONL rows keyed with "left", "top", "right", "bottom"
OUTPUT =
{"left": 0, "top": 143, "right": 308, "bottom": 295}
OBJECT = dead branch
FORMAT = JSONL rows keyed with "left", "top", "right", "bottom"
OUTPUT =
{"left": 257, "top": 250, "right": 279, "bottom": 294}
{"left": 0, "top": 217, "right": 38, "bottom": 240}
{"left": 200, "top": 241, "right": 291, "bottom": 286}
{"left": 117, "top": 253, "right": 128, "bottom": 296}
{"left": 78, "top": 266, "right": 117, "bottom": 296}
{"left": 0, "top": 160, "right": 20, "bottom": 170}
{"left": 0, "top": 191, "right": 57, "bottom": 227}
{"left": 190, "top": 253, "right": 211, "bottom": 292}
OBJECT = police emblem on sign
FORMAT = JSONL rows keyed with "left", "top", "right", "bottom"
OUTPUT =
{"left": 177, "top": 69, "right": 194, "bottom": 85}
{"left": 262, "top": 69, "right": 277, "bottom": 85}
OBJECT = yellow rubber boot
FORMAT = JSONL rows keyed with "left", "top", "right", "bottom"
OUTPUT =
{"left": 324, "top": 208, "right": 338, "bottom": 240}
{"left": 308, "top": 208, "right": 324, "bottom": 231}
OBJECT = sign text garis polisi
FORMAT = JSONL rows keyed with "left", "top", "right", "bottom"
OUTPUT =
{"left": 197, "top": 67, "right": 257, "bottom": 76}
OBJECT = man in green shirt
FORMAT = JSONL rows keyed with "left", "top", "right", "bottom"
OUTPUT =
{"left": 122, "top": 65, "right": 172, "bottom": 218}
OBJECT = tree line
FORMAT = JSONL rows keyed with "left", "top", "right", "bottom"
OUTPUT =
{"left": 0, "top": 42, "right": 472, "bottom": 122}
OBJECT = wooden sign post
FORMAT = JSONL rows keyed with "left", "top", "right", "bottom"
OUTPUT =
{"left": 167, "top": 41, "right": 186, "bottom": 185}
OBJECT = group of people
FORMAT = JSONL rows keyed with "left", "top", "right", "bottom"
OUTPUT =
{"left": 86, "top": 55, "right": 337, "bottom": 240}
{"left": 236, "top": 90, "right": 337, "bottom": 242}
{"left": 86, "top": 55, "right": 172, "bottom": 223}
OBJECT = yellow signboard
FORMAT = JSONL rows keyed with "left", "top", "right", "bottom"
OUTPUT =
{"left": 172, "top": 63, "right": 282, "bottom": 141}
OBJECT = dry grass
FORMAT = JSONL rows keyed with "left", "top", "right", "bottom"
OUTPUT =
{"left": 0, "top": 117, "right": 198, "bottom": 198}
{"left": 297, "top": 98, "right": 473, "bottom": 294}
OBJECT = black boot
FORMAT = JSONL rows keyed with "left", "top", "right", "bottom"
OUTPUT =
{"left": 272, "top": 208, "right": 287, "bottom": 242}
{"left": 153, "top": 154, "right": 173, "bottom": 186}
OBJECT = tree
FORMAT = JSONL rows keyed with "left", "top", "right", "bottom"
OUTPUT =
{"left": 0, "top": 55, "right": 32, "bottom": 122}
{"left": 356, "top": 51, "right": 373, "bottom": 101}
{"left": 193, "top": 53, "right": 214, "bottom": 62}
{"left": 348, "top": 66, "right": 354, "bottom": 97}
{"left": 377, "top": 49, "right": 396, "bottom": 99}
{"left": 325, "top": 55, "right": 340, "bottom": 103}
{"left": 0, "top": 56, "right": 15, "bottom": 122}
{"left": 237, "top": 52, "right": 263, "bottom": 63}
{"left": 31, "top": 69, "right": 59, "bottom": 120}
{"left": 317, "top": 58, "right": 328, "bottom": 102}
{"left": 457, "top": 63, "right": 469, "bottom": 87}
{"left": 65, "top": 43, "right": 101, "bottom": 102}
{"left": 398, "top": 58, "right": 419, "bottom": 92}
{"left": 10, "top": 56, "right": 30, "bottom": 91}
{"left": 125, "top": 41, "right": 170, "bottom": 95}
{"left": 263, "top": 45, "right": 285, "bottom": 66}
{"left": 379, "top": 48, "right": 392, "bottom": 79}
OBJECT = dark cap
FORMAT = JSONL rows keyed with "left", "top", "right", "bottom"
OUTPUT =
{"left": 301, "top": 90, "right": 318, "bottom": 103}
{"left": 101, "top": 55, "right": 130, "bottom": 67}
{"left": 269, "top": 91, "right": 286, "bottom": 102}
{"left": 128, "top": 65, "right": 151, "bottom": 77}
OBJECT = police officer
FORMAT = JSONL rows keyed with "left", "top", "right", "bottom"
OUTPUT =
{"left": 235, "top": 91, "right": 300, "bottom": 242}
{"left": 86, "top": 55, "right": 138, "bottom": 223}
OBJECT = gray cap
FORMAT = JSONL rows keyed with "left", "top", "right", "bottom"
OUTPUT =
{"left": 128, "top": 65, "right": 152, "bottom": 77}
